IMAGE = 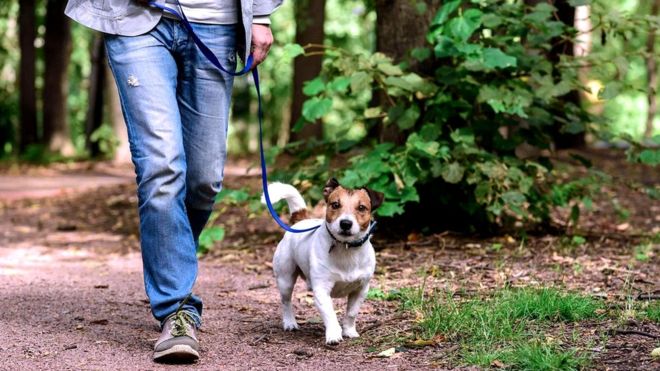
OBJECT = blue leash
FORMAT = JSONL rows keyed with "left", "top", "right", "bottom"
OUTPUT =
{"left": 149, "top": 1, "right": 320, "bottom": 233}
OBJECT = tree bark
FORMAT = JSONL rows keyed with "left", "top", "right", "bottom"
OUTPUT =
{"left": 645, "top": 0, "right": 659, "bottom": 139}
{"left": 375, "top": 0, "right": 439, "bottom": 73}
{"left": 371, "top": 0, "right": 440, "bottom": 143}
{"left": 289, "top": 0, "right": 326, "bottom": 142}
{"left": 525, "top": 0, "right": 585, "bottom": 148}
{"left": 18, "top": 0, "right": 38, "bottom": 152}
{"left": 42, "top": 0, "right": 74, "bottom": 156}
{"left": 85, "top": 34, "right": 106, "bottom": 157}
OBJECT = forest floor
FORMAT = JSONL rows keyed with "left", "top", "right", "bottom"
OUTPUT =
{"left": 0, "top": 149, "right": 658, "bottom": 370}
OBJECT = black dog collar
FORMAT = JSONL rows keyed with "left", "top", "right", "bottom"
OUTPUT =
{"left": 326, "top": 220, "right": 377, "bottom": 252}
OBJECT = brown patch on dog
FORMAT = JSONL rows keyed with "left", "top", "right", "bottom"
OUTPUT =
{"left": 325, "top": 187, "right": 374, "bottom": 231}
{"left": 290, "top": 209, "right": 309, "bottom": 225}
{"left": 354, "top": 189, "right": 373, "bottom": 231}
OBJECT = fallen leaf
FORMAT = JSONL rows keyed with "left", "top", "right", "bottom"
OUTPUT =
{"left": 376, "top": 347, "right": 396, "bottom": 358}
{"left": 491, "top": 360, "right": 506, "bottom": 368}
{"left": 616, "top": 223, "right": 630, "bottom": 231}
{"left": 407, "top": 232, "right": 421, "bottom": 242}
{"left": 652, "top": 347, "right": 660, "bottom": 359}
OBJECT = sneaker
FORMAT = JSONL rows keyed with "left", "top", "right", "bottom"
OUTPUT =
{"left": 153, "top": 310, "right": 200, "bottom": 363}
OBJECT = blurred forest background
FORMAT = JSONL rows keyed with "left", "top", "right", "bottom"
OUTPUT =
{"left": 0, "top": 0, "right": 658, "bottom": 232}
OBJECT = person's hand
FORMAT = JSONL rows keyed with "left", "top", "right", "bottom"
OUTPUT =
{"left": 251, "top": 24, "right": 273, "bottom": 68}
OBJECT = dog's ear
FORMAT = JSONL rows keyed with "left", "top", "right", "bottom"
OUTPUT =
{"left": 323, "top": 178, "right": 340, "bottom": 201}
{"left": 363, "top": 187, "right": 384, "bottom": 210}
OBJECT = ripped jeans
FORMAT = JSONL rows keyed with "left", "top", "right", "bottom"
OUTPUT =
{"left": 105, "top": 18, "right": 237, "bottom": 327}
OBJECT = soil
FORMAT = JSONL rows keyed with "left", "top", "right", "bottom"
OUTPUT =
{"left": 1, "top": 151, "right": 658, "bottom": 370}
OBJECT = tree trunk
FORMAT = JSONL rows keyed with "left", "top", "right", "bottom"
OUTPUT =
{"left": 371, "top": 0, "right": 440, "bottom": 143}
{"left": 42, "top": 0, "right": 74, "bottom": 156}
{"left": 375, "top": 0, "right": 439, "bottom": 73}
{"left": 645, "top": 0, "right": 659, "bottom": 139}
{"left": 289, "top": 0, "right": 326, "bottom": 143}
{"left": 18, "top": 0, "right": 38, "bottom": 152}
{"left": 85, "top": 34, "right": 106, "bottom": 157}
{"left": 526, "top": 0, "right": 585, "bottom": 148}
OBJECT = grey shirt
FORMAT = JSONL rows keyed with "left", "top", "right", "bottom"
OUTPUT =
{"left": 65, "top": 0, "right": 282, "bottom": 61}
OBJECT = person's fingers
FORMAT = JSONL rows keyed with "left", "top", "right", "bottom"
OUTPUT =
{"left": 250, "top": 24, "right": 274, "bottom": 68}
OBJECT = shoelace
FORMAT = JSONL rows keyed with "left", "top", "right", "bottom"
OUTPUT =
{"left": 170, "top": 294, "right": 195, "bottom": 337}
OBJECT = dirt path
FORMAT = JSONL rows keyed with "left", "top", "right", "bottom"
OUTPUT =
{"left": 0, "top": 169, "right": 438, "bottom": 370}
{"left": 1, "top": 160, "right": 658, "bottom": 370}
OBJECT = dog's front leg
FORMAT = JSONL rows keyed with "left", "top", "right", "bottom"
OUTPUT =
{"left": 343, "top": 284, "right": 368, "bottom": 338}
{"left": 313, "top": 287, "right": 343, "bottom": 344}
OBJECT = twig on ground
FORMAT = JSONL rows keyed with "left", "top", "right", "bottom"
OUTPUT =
{"left": 607, "top": 329, "right": 659, "bottom": 339}
{"left": 636, "top": 293, "right": 660, "bottom": 300}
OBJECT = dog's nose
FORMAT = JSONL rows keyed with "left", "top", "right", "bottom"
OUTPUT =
{"left": 340, "top": 220, "right": 353, "bottom": 231}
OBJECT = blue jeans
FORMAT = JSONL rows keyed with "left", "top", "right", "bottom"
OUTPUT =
{"left": 105, "top": 18, "right": 237, "bottom": 327}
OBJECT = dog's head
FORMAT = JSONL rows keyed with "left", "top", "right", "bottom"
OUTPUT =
{"left": 322, "top": 178, "right": 384, "bottom": 241}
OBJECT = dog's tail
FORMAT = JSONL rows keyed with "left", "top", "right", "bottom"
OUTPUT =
{"left": 261, "top": 182, "right": 309, "bottom": 224}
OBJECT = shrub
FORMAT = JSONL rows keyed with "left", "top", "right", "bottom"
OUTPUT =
{"left": 273, "top": 0, "right": 656, "bottom": 232}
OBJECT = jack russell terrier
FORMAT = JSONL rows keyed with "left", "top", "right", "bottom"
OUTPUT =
{"left": 264, "top": 178, "right": 384, "bottom": 344}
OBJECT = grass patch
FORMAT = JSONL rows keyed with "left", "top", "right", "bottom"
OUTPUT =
{"left": 643, "top": 301, "right": 660, "bottom": 323}
{"left": 397, "top": 287, "right": 602, "bottom": 370}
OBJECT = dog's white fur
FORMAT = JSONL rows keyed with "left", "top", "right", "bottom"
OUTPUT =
{"left": 266, "top": 182, "right": 376, "bottom": 344}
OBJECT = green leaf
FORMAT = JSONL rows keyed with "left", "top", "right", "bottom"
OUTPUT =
{"left": 377, "top": 201, "right": 405, "bottom": 217}
{"left": 397, "top": 106, "right": 420, "bottom": 130}
{"left": 302, "top": 97, "right": 333, "bottom": 121}
{"left": 482, "top": 48, "right": 517, "bottom": 69}
{"left": 364, "top": 107, "right": 383, "bottom": 119}
{"left": 327, "top": 76, "right": 351, "bottom": 93}
{"left": 411, "top": 47, "right": 431, "bottom": 62}
{"left": 384, "top": 74, "right": 437, "bottom": 96}
{"left": 350, "top": 71, "right": 373, "bottom": 93}
{"left": 482, "top": 14, "right": 502, "bottom": 28}
{"left": 302, "top": 77, "right": 325, "bottom": 96}
{"left": 568, "top": 0, "right": 590, "bottom": 6}
{"left": 639, "top": 149, "right": 660, "bottom": 166}
{"left": 406, "top": 133, "right": 439, "bottom": 157}
{"left": 442, "top": 162, "right": 465, "bottom": 184}
{"left": 446, "top": 8, "right": 482, "bottom": 41}
{"left": 450, "top": 128, "right": 475, "bottom": 145}
{"left": 199, "top": 226, "right": 225, "bottom": 251}
{"left": 282, "top": 43, "right": 305, "bottom": 59}
{"left": 599, "top": 82, "right": 622, "bottom": 100}
{"left": 377, "top": 63, "right": 403, "bottom": 76}
{"left": 431, "top": 0, "right": 462, "bottom": 26}
{"left": 419, "top": 124, "right": 441, "bottom": 141}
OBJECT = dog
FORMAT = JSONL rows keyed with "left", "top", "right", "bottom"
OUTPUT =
{"left": 264, "top": 178, "right": 384, "bottom": 344}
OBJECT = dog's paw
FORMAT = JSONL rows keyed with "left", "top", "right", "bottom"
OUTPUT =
{"left": 342, "top": 327, "right": 359, "bottom": 338}
{"left": 325, "top": 326, "right": 343, "bottom": 345}
{"left": 283, "top": 321, "right": 300, "bottom": 331}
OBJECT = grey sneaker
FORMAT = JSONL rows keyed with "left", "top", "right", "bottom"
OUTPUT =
{"left": 153, "top": 310, "right": 200, "bottom": 363}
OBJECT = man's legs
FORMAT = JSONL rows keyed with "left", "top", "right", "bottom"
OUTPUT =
{"left": 178, "top": 23, "right": 237, "bottom": 237}
{"left": 105, "top": 19, "right": 203, "bottom": 326}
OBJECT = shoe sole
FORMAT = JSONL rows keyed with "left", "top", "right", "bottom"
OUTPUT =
{"left": 153, "top": 344, "right": 200, "bottom": 363}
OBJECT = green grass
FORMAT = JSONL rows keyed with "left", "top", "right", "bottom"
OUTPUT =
{"left": 644, "top": 301, "right": 660, "bottom": 323}
{"left": 397, "top": 287, "right": 602, "bottom": 370}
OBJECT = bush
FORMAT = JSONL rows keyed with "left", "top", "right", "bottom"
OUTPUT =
{"left": 274, "top": 0, "right": 657, "bottom": 232}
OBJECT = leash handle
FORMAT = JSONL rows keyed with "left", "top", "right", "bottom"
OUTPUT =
{"left": 149, "top": 0, "right": 321, "bottom": 233}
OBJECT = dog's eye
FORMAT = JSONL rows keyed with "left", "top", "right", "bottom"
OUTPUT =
{"left": 331, "top": 202, "right": 341, "bottom": 209}
{"left": 357, "top": 205, "right": 368, "bottom": 212}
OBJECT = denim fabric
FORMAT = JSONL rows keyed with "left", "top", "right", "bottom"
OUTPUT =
{"left": 105, "top": 18, "right": 237, "bottom": 327}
